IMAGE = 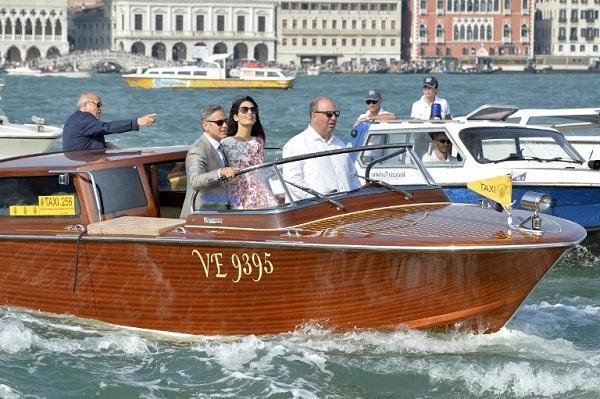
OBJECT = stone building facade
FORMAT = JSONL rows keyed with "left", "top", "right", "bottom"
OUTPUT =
{"left": 0, "top": 0, "right": 69, "bottom": 64}
{"left": 110, "top": 0, "right": 278, "bottom": 63}
{"left": 277, "top": 0, "right": 403, "bottom": 67}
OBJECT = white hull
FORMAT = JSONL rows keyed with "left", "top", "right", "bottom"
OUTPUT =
{"left": 0, "top": 121, "right": 62, "bottom": 159}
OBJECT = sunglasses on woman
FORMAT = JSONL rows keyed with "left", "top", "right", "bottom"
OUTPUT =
{"left": 239, "top": 106, "right": 257, "bottom": 114}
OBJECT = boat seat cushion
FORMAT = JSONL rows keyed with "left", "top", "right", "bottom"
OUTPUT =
{"left": 87, "top": 216, "right": 184, "bottom": 236}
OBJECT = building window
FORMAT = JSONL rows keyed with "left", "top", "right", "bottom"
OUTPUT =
{"left": 302, "top": 19, "right": 307, "bottom": 29}
{"left": 361, "top": 20, "right": 366, "bottom": 29}
{"left": 372, "top": 20, "right": 376, "bottom": 29}
{"left": 282, "top": 19, "right": 287, "bottom": 29}
{"left": 419, "top": 24, "right": 427, "bottom": 39}
{"left": 381, "top": 20, "right": 386, "bottom": 29}
{"left": 352, "top": 38, "right": 356, "bottom": 46}
{"left": 302, "top": 38, "right": 307, "bottom": 45}
{"left": 175, "top": 15, "right": 183, "bottom": 32}
{"left": 155, "top": 14, "right": 163, "bottom": 31}
{"left": 333, "top": 38, "right": 337, "bottom": 46}
{"left": 437, "top": 24, "right": 444, "bottom": 39}
{"left": 196, "top": 15, "right": 204, "bottom": 31}
{"left": 258, "top": 16, "right": 265, "bottom": 32}
{"left": 282, "top": 38, "right": 287, "bottom": 45}
{"left": 332, "top": 20, "right": 337, "bottom": 29}
{"left": 438, "top": 0, "right": 445, "bottom": 10}
{"left": 503, "top": 24, "right": 510, "bottom": 39}
{"left": 312, "top": 19, "right": 317, "bottom": 29}
{"left": 322, "top": 38, "right": 327, "bottom": 46}
{"left": 134, "top": 14, "right": 142, "bottom": 31}
{"left": 392, "top": 20, "right": 396, "bottom": 29}
{"left": 237, "top": 15, "right": 245, "bottom": 32}
{"left": 371, "top": 38, "right": 376, "bottom": 46}
{"left": 391, "top": 39, "right": 396, "bottom": 46}
{"left": 312, "top": 38, "right": 317, "bottom": 46}
{"left": 521, "top": 24, "right": 528, "bottom": 38}
{"left": 217, "top": 15, "right": 225, "bottom": 31}
{"left": 421, "top": 0, "right": 427, "bottom": 10}
{"left": 323, "top": 20, "right": 328, "bottom": 29}
{"left": 504, "top": 0, "right": 510, "bottom": 9}
{"left": 342, "top": 38, "right": 347, "bottom": 46}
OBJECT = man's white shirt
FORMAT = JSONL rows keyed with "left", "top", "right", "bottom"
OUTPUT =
{"left": 355, "top": 108, "right": 393, "bottom": 126}
{"left": 422, "top": 151, "right": 457, "bottom": 163}
{"left": 282, "top": 125, "right": 361, "bottom": 199}
{"left": 410, "top": 96, "right": 451, "bottom": 120}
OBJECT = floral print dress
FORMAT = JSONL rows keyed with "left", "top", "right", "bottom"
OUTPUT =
{"left": 221, "top": 136, "right": 278, "bottom": 209}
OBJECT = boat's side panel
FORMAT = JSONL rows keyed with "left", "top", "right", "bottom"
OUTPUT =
{"left": 0, "top": 238, "right": 564, "bottom": 334}
{"left": 123, "top": 76, "right": 293, "bottom": 89}
{"left": 446, "top": 186, "right": 600, "bottom": 230}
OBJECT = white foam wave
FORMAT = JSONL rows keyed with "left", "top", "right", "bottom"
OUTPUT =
{"left": 512, "top": 301, "right": 600, "bottom": 335}
{"left": 0, "top": 384, "right": 22, "bottom": 399}
{"left": 0, "top": 317, "right": 34, "bottom": 354}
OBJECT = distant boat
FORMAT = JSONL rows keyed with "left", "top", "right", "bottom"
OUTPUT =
{"left": 122, "top": 53, "right": 294, "bottom": 90}
{"left": 306, "top": 65, "right": 320, "bottom": 76}
{"left": 5, "top": 65, "right": 92, "bottom": 78}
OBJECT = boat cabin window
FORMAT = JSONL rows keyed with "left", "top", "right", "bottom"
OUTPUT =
{"left": 459, "top": 127, "right": 582, "bottom": 163}
{"left": 162, "top": 71, "right": 175, "bottom": 75}
{"left": 361, "top": 131, "right": 462, "bottom": 167}
{"left": 193, "top": 71, "right": 207, "bottom": 76}
{"left": 90, "top": 166, "right": 147, "bottom": 214}
{"left": 145, "top": 161, "right": 186, "bottom": 218}
{"left": 0, "top": 175, "right": 80, "bottom": 217}
{"left": 255, "top": 71, "right": 265, "bottom": 77}
{"left": 149, "top": 71, "right": 159, "bottom": 75}
{"left": 267, "top": 71, "right": 279, "bottom": 78}
{"left": 177, "top": 71, "right": 191, "bottom": 76}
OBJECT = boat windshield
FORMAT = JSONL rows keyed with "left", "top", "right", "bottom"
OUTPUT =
{"left": 459, "top": 127, "right": 585, "bottom": 164}
{"left": 185, "top": 144, "right": 435, "bottom": 213}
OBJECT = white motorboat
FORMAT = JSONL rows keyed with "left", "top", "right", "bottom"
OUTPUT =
{"left": 5, "top": 66, "right": 42, "bottom": 76}
{"left": 510, "top": 107, "right": 600, "bottom": 162}
{"left": 123, "top": 54, "right": 294, "bottom": 89}
{"left": 349, "top": 105, "right": 600, "bottom": 231}
{"left": 5, "top": 65, "right": 92, "bottom": 78}
{"left": 0, "top": 105, "right": 62, "bottom": 159}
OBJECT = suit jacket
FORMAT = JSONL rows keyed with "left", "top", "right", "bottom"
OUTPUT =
{"left": 180, "top": 134, "right": 229, "bottom": 218}
{"left": 63, "top": 110, "right": 139, "bottom": 151}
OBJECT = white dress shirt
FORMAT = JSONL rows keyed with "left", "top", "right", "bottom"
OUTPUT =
{"left": 354, "top": 108, "right": 393, "bottom": 126}
{"left": 282, "top": 125, "right": 362, "bottom": 200}
{"left": 422, "top": 151, "right": 457, "bottom": 163}
{"left": 410, "top": 96, "right": 451, "bottom": 120}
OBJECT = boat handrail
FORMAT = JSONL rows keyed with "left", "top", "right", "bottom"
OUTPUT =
{"left": 48, "top": 169, "right": 103, "bottom": 221}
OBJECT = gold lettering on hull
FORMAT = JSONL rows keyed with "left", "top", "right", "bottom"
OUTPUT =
{"left": 191, "top": 250, "right": 274, "bottom": 283}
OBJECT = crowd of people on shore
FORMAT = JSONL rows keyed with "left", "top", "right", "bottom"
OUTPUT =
{"left": 61, "top": 75, "right": 453, "bottom": 215}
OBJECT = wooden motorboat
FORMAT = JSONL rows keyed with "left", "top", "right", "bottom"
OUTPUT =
{"left": 0, "top": 144, "right": 585, "bottom": 335}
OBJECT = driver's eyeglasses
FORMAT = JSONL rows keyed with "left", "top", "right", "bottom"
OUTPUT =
{"left": 365, "top": 100, "right": 379, "bottom": 105}
{"left": 87, "top": 100, "right": 102, "bottom": 107}
{"left": 314, "top": 110, "right": 341, "bottom": 118}
{"left": 436, "top": 139, "right": 450, "bottom": 144}
{"left": 207, "top": 119, "right": 228, "bottom": 126}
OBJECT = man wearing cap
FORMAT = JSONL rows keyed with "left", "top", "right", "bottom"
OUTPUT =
{"left": 410, "top": 76, "right": 452, "bottom": 120}
{"left": 354, "top": 89, "right": 397, "bottom": 127}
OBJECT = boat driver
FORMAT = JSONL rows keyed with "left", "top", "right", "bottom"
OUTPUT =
{"left": 422, "top": 132, "right": 457, "bottom": 163}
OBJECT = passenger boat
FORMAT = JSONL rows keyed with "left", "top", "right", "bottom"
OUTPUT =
{"left": 349, "top": 105, "right": 600, "bottom": 231}
{"left": 5, "top": 66, "right": 92, "bottom": 78}
{"left": 122, "top": 53, "right": 294, "bottom": 90}
{"left": 510, "top": 107, "right": 600, "bottom": 162}
{"left": 0, "top": 102, "right": 62, "bottom": 159}
{"left": 0, "top": 143, "right": 585, "bottom": 335}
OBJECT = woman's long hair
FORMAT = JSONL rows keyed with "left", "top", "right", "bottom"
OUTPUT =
{"left": 227, "top": 95, "right": 266, "bottom": 141}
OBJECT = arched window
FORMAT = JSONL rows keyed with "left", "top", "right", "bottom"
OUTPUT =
{"left": 454, "top": 25, "right": 459, "bottom": 39}
{"left": 480, "top": 25, "right": 485, "bottom": 40}
{"left": 493, "top": 0, "right": 499, "bottom": 11}
{"left": 448, "top": 0, "right": 453, "bottom": 11}
{"left": 15, "top": 18, "right": 22, "bottom": 34}
{"left": 474, "top": 0, "right": 479, "bottom": 11}
{"left": 54, "top": 19, "right": 61, "bottom": 36}
{"left": 522, "top": 0, "right": 528, "bottom": 8}
{"left": 474, "top": 24, "right": 479, "bottom": 39}
{"left": 460, "top": 25, "right": 465, "bottom": 39}
{"left": 467, "top": 0, "right": 473, "bottom": 11}
{"left": 460, "top": 0, "right": 466, "bottom": 10}
{"left": 34, "top": 18, "right": 42, "bottom": 35}
{"left": 454, "top": 0, "right": 459, "bottom": 11}
{"left": 504, "top": 0, "right": 510, "bottom": 9}
{"left": 419, "top": 24, "right": 427, "bottom": 39}
{"left": 488, "top": 0, "right": 494, "bottom": 11}
{"left": 487, "top": 25, "right": 492, "bottom": 40}
{"left": 467, "top": 25, "right": 473, "bottom": 40}
{"left": 44, "top": 19, "right": 51, "bottom": 35}
{"left": 503, "top": 24, "right": 510, "bottom": 39}
{"left": 521, "top": 24, "right": 528, "bottom": 38}
{"left": 25, "top": 18, "right": 32, "bottom": 35}
{"left": 436, "top": 24, "right": 444, "bottom": 39}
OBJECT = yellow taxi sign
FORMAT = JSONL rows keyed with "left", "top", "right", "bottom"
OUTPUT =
{"left": 8, "top": 195, "right": 76, "bottom": 217}
{"left": 467, "top": 174, "right": 512, "bottom": 211}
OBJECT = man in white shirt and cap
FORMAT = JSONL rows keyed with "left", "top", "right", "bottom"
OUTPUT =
{"left": 410, "top": 76, "right": 452, "bottom": 120}
{"left": 354, "top": 89, "right": 396, "bottom": 127}
{"left": 283, "top": 96, "right": 362, "bottom": 200}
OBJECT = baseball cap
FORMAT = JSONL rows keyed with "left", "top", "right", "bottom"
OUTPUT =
{"left": 365, "top": 89, "right": 382, "bottom": 101}
{"left": 423, "top": 76, "right": 439, "bottom": 87}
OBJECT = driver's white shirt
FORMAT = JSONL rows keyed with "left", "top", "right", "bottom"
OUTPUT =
{"left": 411, "top": 96, "right": 451, "bottom": 120}
{"left": 422, "top": 151, "right": 457, "bottom": 162}
{"left": 282, "top": 125, "right": 361, "bottom": 200}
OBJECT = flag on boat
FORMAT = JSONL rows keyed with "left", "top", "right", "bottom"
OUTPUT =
{"left": 467, "top": 174, "right": 512, "bottom": 212}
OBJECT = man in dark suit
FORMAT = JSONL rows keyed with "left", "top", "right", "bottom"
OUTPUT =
{"left": 62, "top": 91, "right": 156, "bottom": 151}
{"left": 180, "top": 104, "right": 238, "bottom": 218}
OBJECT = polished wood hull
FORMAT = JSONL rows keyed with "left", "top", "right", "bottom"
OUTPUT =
{"left": 0, "top": 237, "right": 565, "bottom": 335}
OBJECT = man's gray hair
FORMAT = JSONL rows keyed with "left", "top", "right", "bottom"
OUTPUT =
{"left": 201, "top": 104, "right": 224, "bottom": 123}
{"left": 308, "top": 96, "right": 333, "bottom": 116}
{"left": 77, "top": 91, "right": 98, "bottom": 108}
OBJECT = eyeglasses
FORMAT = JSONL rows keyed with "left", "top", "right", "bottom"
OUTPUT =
{"left": 239, "top": 106, "right": 257, "bottom": 114}
{"left": 365, "top": 100, "right": 379, "bottom": 105}
{"left": 87, "top": 100, "right": 102, "bottom": 107}
{"left": 436, "top": 139, "right": 450, "bottom": 144}
{"left": 314, "top": 110, "right": 341, "bottom": 118}
{"left": 206, "top": 119, "right": 228, "bottom": 127}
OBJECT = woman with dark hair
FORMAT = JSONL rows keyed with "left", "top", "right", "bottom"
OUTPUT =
{"left": 221, "top": 96, "right": 278, "bottom": 209}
